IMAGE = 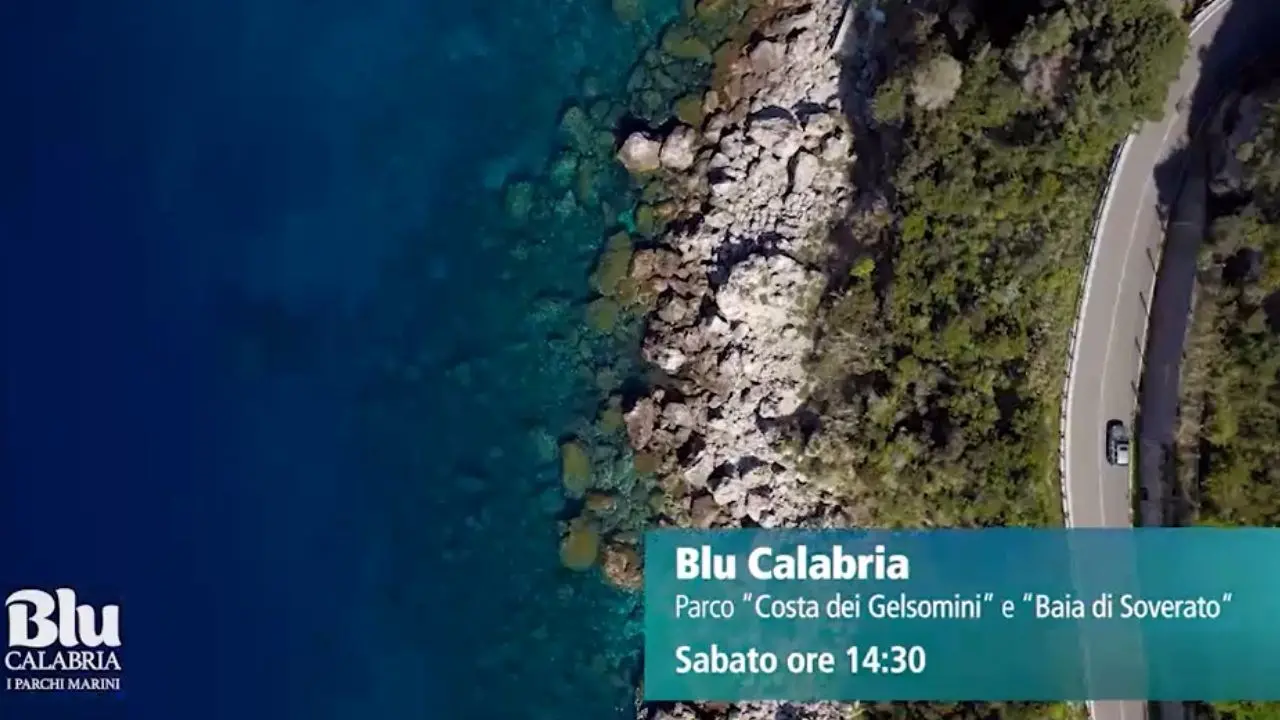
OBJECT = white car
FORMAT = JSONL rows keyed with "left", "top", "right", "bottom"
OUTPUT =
{"left": 1106, "top": 420, "right": 1130, "bottom": 467}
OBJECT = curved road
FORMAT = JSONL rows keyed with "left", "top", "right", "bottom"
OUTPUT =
{"left": 1064, "top": 0, "right": 1232, "bottom": 534}
{"left": 1062, "top": 2, "right": 1233, "bottom": 720}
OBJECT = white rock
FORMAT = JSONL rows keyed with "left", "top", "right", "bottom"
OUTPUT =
{"left": 616, "top": 132, "right": 662, "bottom": 174}
{"left": 791, "top": 151, "right": 820, "bottom": 193}
{"left": 660, "top": 125, "right": 699, "bottom": 171}
{"left": 821, "top": 131, "right": 852, "bottom": 164}
{"left": 747, "top": 116, "right": 802, "bottom": 160}
{"left": 655, "top": 347, "right": 687, "bottom": 373}
{"left": 803, "top": 112, "right": 837, "bottom": 140}
{"left": 749, "top": 41, "right": 784, "bottom": 74}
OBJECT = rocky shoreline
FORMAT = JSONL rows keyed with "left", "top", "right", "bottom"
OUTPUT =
{"left": 632, "top": 0, "right": 872, "bottom": 522}
{"left": 618, "top": 0, "right": 873, "bottom": 717}
{"left": 624, "top": 0, "right": 859, "bottom": 532}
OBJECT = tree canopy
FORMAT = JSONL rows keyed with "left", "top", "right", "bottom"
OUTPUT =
{"left": 797, "top": 0, "right": 1187, "bottom": 528}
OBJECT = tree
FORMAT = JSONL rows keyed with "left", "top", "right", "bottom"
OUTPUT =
{"left": 796, "top": 0, "right": 1188, "bottom": 531}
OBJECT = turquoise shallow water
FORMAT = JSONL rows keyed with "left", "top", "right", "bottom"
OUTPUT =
{"left": 0, "top": 0, "right": 681, "bottom": 716}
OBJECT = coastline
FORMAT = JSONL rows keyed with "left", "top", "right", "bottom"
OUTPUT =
{"left": 604, "top": 0, "right": 871, "bottom": 717}
{"left": 622, "top": 0, "right": 858, "bottom": 531}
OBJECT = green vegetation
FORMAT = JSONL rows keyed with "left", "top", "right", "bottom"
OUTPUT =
{"left": 1198, "top": 90, "right": 1280, "bottom": 715}
{"left": 1212, "top": 702, "right": 1280, "bottom": 720}
{"left": 862, "top": 702, "right": 1088, "bottom": 720}
{"left": 793, "top": 0, "right": 1186, "bottom": 528}
{"left": 1159, "top": 86, "right": 1280, "bottom": 720}
{"left": 1180, "top": 97, "right": 1280, "bottom": 526}
{"left": 795, "top": 4, "right": 1185, "bottom": 717}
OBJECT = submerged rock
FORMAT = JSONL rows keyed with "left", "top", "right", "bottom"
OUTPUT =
{"left": 634, "top": 203, "right": 658, "bottom": 236}
{"left": 561, "top": 440, "right": 592, "bottom": 497}
{"left": 559, "top": 522, "right": 600, "bottom": 571}
{"left": 590, "top": 232, "right": 635, "bottom": 297}
{"left": 585, "top": 491, "right": 619, "bottom": 513}
{"left": 504, "top": 180, "right": 536, "bottom": 223}
{"left": 559, "top": 105, "right": 599, "bottom": 155}
{"left": 585, "top": 297, "right": 622, "bottom": 332}
{"left": 548, "top": 151, "right": 579, "bottom": 189}
{"left": 694, "top": 0, "right": 733, "bottom": 22}
{"left": 660, "top": 24, "right": 712, "bottom": 62}
{"left": 612, "top": 0, "right": 643, "bottom": 24}
{"left": 673, "top": 92, "right": 707, "bottom": 127}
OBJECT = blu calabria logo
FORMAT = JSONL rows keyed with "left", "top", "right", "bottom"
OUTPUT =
{"left": 4, "top": 588, "right": 123, "bottom": 692}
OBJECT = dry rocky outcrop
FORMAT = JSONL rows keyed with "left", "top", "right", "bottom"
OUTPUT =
{"left": 620, "top": 132, "right": 665, "bottom": 174}
{"left": 625, "top": 0, "right": 859, "bottom": 536}
{"left": 604, "top": 0, "right": 886, "bottom": 716}
{"left": 644, "top": 701, "right": 858, "bottom": 720}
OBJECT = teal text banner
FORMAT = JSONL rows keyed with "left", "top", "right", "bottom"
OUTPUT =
{"left": 643, "top": 529, "right": 1279, "bottom": 701}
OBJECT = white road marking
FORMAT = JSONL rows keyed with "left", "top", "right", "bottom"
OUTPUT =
{"left": 1098, "top": 171, "right": 1149, "bottom": 523}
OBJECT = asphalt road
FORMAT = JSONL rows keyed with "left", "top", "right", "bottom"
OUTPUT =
{"left": 1061, "top": 2, "right": 1234, "bottom": 720}
{"left": 1064, "top": 0, "right": 1233, "bottom": 534}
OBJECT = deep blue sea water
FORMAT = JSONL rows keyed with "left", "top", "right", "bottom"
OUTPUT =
{"left": 0, "top": 0, "right": 673, "bottom": 717}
